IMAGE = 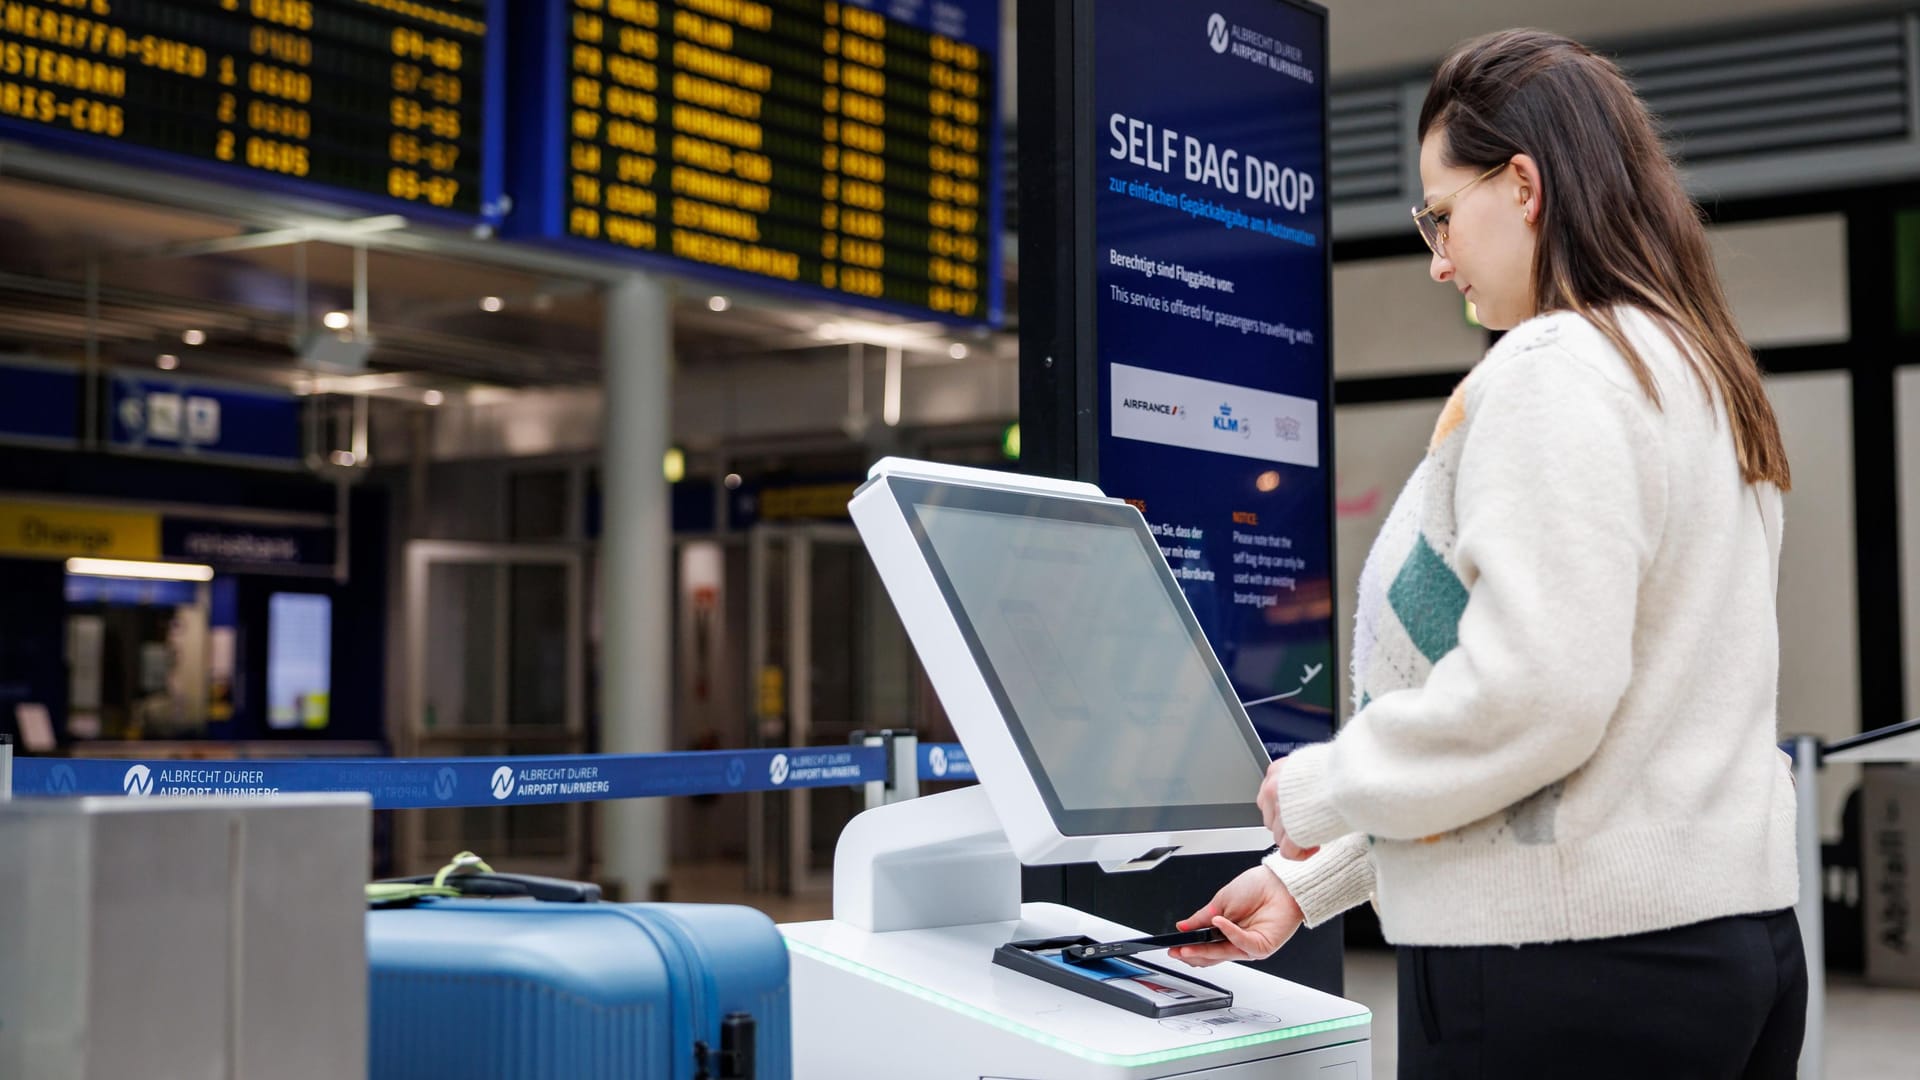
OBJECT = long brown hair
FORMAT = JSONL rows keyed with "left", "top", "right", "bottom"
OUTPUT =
{"left": 1419, "top": 29, "right": 1791, "bottom": 490}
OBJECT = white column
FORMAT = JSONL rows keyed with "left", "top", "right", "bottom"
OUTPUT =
{"left": 601, "top": 272, "right": 673, "bottom": 900}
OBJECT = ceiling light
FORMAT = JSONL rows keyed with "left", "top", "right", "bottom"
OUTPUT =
{"left": 948, "top": 343, "right": 969, "bottom": 360}
{"left": 155, "top": 353, "right": 179, "bottom": 370}
{"left": 422, "top": 389, "right": 445, "bottom": 406}
{"left": 708, "top": 295, "right": 730, "bottom": 312}
{"left": 67, "top": 558, "right": 213, "bottom": 582}
{"left": 182, "top": 329, "right": 206, "bottom": 346}
{"left": 480, "top": 296, "right": 504, "bottom": 312}
{"left": 330, "top": 450, "right": 358, "bottom": 467}
{"left": 322, "top": 310, "right": 352, "bottom": 331}
{"left": 724, "top": 473, "right": 742, "bottom": 490}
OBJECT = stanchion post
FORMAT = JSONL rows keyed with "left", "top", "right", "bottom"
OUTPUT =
{"left": 888, "top": 732, "right": 918, "bottom": 805}
{"left": 1792, "top": 733, "right": 1824, "bottom": 1080}
{"left": 854, "top": 730, "right": 920, "bottom": 810}
{"left": 0, "top": 733, "right": 12, "bottom": 801}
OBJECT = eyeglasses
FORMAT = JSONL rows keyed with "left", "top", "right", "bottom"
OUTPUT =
{"left": 1411, "top": 162, "right": 1509, "bottom": 259}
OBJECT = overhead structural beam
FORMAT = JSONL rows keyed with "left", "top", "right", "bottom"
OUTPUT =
{"left": 106, "top": 215, "right": 409, "bottom": 265}
{"left": 0, "top": 139, "right": 653, "bottom": 285}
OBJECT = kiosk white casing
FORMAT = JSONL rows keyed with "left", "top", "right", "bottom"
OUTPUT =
{"left": 782, "top": 459, "right": 1368, "bottom": 1079}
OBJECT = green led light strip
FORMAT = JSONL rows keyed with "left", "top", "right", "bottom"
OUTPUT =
{"left": 785, "top": 938, "right": 1370, "bottom": 1067}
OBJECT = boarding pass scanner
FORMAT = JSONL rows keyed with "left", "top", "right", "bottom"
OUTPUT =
{"left": 781, "top": 459, "right": 1369, "bottom": 1079}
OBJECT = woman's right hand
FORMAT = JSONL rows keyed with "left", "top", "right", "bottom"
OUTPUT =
{"left": 1168, "top": 864, "right": 1305, "bottom": 967}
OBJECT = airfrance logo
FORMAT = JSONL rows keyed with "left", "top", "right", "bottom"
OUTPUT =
{"left": 1213, "top": 403, "right": 1251, "bottom": 436}
{"left": 434, "top": 768, "right": 458, "bottom": 802}
{"left": 1123, "top": 397, "right": 1183, "bottom": 417}
{"left": 490, "top": 766, "right": 516, "bottom": 800}
{"left": 1207, "top": 13, "right": 1230, "bottom": 53}
{"left": 123, "top": 764, "right": 154, "bottom": 797}
{"left": 769, "top": 753, "right": 790, "bottom": 786}
{"left": 929, "top": 746, "right": 950, "bottom": 778}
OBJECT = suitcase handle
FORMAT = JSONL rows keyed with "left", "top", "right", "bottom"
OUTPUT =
{"left": 429, "top": 872, "right": 603, "bottom": 903}
{"left": 378, "top": 852, "right": 604, "bottom": 903}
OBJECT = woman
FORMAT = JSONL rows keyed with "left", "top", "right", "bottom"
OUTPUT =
{"left": 1170, "top": 29, "right": 1806, "bottom": 1078}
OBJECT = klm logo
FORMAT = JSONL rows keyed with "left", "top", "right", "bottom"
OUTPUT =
{"left": 1213, "top": 404, "right": 1251, "bottom": 436}
{"left": 1123, "top": 398, "right": 1183, "bottom": 417}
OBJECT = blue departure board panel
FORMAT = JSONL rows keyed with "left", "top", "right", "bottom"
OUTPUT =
{"left": 0, "top": 0, "right": 501, "bottom": 221}
{"left": 511, "top": 0, "right": 1002, "bottom": 324}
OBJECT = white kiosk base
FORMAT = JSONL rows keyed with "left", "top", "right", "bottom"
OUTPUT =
{"left": 785, "top": 905, "right": 1369, "bottom": 1079}
{"left": 781, "top": 786, "right": 1370, "bottom": 1079}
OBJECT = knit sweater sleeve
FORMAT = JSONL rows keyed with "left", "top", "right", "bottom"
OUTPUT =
{"left": 1277, "top": 342, "right": 1669, "bottom": 847}
{"left": 1263, "top": 833, "right": 1374, "bottom": 928}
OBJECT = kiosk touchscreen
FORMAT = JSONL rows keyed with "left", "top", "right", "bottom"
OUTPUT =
{"left": 781, "top": 460, "right": 1368, "bottom": 1080}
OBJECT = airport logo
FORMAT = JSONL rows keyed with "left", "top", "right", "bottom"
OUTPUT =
{"left": 769, "top": 753, "right": 790, "bottom": 786}
{"left": 1122, "top": 397, "right": 1184, "bottom": 418}
{"left": 490, "top": 765, "right": 516, "bottom": 800}
{"left": 1207, "top": 13, "right": 1230, "bottom": 54}
{"left": 929, "top": 746, "right": 949, "bottom": 778}
{"left": 1213, "top": 404, "right": 1252, "bottom": 437}
{"left": 123, "top": 764, "right": 153, "bottom": 797}
{"left": 434, "top": 767, "right": 458, "bottom": 802}
{"left": 726, "top": 757, "right": 747, "bottom": 787}
{"left": 48, "top": 764, "right": 78, "bottom": 794}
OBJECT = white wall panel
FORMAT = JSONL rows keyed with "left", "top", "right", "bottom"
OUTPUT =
{"left": 1896, "top": 368, "right": 1920, "bottom": 722}
{"left": 1712, "top": 215, "right": 1849, "bottom": 349}
{"left": 1768, "top": 371, "right": 1860, "bottom": 841}
{"left": 1332, "top": 256, "right": 1486, "bottom": 379}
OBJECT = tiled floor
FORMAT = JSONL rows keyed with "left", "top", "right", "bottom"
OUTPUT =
{"left": 671, "top": 864, "right": 1920, "bottom": 1077}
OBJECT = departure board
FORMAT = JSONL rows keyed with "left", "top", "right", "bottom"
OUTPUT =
{"left": 0, "top": 0, "right": 499, "bottom": 219}
{"left": 511, "top": 0, "right": 1002, "bottom": 324}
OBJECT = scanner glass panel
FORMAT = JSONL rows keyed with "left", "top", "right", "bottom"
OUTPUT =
{"left": 892, "top": 478, "right": 1269, "bottom": 835}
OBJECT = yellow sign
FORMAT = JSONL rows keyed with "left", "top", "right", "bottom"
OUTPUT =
{"left": 759, "top": 483, "right": 858, "bottom": 521}
{"left": 0, "top": 502, "right": 161, "bottom": 561}
{"left": 758, "top": 665, "right": 785, "bottom": 720}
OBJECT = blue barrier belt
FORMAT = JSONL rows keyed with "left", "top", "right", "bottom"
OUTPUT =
{"left": 9, "top": 746, "right": 888, "bottom": 809}
{"left": 916, "top": 742, "right": 974, "bottom": 782}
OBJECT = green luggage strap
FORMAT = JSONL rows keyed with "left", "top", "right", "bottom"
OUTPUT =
{"left": 365, "top": 851, "right": 494, "bottom": 907}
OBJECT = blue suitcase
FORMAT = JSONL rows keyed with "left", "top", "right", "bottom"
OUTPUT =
{"left": 367, "top": 882, "right": 791, "bottom": 1080}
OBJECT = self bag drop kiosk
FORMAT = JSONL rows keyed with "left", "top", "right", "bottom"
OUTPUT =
{"left": 781, "top": 459, "right": 1369, "bottom": 1079}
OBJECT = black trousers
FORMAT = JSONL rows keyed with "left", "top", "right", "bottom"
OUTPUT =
{"left": 1397, "top": 909, "right": 1806, "bottom": 1079}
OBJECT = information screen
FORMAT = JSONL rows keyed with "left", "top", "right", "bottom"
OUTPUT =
{"left": 0, "top": 0, "right": 497, "bottom": 218}
{"left": 513, "top": 0, "right": 1001, "bottom": 323}
{"left": 267, "top": 591, "right": 331, "bottom": 730}
{"left": 1094, "top": 0, "right": 1332, "bottom": 755}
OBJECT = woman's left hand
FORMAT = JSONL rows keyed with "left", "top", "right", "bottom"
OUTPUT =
{"left": 1258, "top": 758, "right": 1317, "bottom": 860}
